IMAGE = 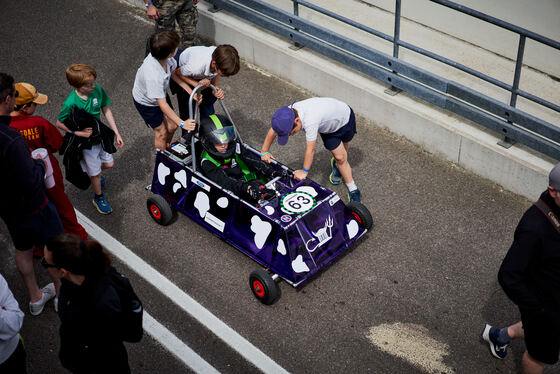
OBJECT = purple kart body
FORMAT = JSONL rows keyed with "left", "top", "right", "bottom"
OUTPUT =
{"left": 147, "top": 86, "right": 372, "bottom": 304}
{"left": 148, "top": 142, "right": 372, "bottom": 303}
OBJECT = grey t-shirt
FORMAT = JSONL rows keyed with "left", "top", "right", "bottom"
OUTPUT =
{"left": 132, "top": 53, "right": 177, "bottom": 106}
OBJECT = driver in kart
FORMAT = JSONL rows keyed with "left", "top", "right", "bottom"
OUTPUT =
{"left": 199, "top": 114, "right": 283, "bottom": 202}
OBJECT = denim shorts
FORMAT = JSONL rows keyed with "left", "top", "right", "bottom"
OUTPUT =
{"left": 319, "top": 108, "right": 357, "bottom": 151}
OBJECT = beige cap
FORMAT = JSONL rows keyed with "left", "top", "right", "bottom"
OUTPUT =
{"left": 15, "top": 82, "right": 48, "bottom": 106}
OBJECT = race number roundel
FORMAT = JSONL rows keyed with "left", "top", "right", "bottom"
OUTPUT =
{"left": 280, "top": 191, "right": 316, "bottom": 214}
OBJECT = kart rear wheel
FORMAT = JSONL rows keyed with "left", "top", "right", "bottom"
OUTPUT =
{"left": 147, "top": 195, "right": 173, "bottom": 226}
{"left": 347, "top": 201, "right": 373, "bottom": 231}
{"left": 249, "top": 269, "right": 279, "bottom": 305}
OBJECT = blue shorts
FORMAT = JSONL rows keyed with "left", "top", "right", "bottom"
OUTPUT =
{"left": 319, "top": 108, "right": 357, "bottom": 151}
{"left": 133, "top": 95, "right": 173, "bottom": 129}
{"left": 7, "top": 201, "right": 63, "bottom": 251}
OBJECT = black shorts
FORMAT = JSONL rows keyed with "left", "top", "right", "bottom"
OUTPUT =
{"left": 319, "top": 108, "right": 357, "bottom": 151}
{"left": 7, "top": 201, "right": 63, "bottom": 251}
{"left": 520, "top": 307, "right": 560, "bottom": 364}
{"left": 133, "top": 95, "right": 173, "bottom": 129}
{"left": 176, "top": 85, "right": 217, "bottom": 120}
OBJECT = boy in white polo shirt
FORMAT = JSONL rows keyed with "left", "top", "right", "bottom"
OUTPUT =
{"left": 172, "top": 44, "right": 240, "bottom": 134}
{"left": 260, "top": 97, "right": 361, "bottom": 202}
{"left": 132, "top": 30, "right": 195, "bottom": 151}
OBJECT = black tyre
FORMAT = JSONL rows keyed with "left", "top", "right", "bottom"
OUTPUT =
{"left": 347, "top": 201, "right": 374, "bottom": 231}
{"left": 249, "top": 269, "right": 279, "bottom": 305}
{"left": 147, "top": 195, "right": 173, "bottom": 226}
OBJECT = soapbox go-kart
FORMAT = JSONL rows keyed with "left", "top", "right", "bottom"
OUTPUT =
{"left": 146, "top": 85, "right": 373, "bottom": 304}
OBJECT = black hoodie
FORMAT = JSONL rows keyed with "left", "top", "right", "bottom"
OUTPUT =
{"left": 499, "top": 190, "right": 560, "bottom": 311}
{"left": 0, "top": 115, "right": 47, "bottom": 223}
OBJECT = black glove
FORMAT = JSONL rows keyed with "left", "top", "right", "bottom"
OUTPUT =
{"left": 272, "top": 169, "right": 291, "bottom": 179}
{"left": 246, "top": 182, "right": 261, "bottom": 200}
{"left": 246, "top": 181, "right": 274, "bottom": 200}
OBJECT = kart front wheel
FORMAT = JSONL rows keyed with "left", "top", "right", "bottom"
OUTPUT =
{"left": 147, "top": 195, "right": 173, "bottom": 226}
{"left": 348, "top": 201, "right": 373, "bottom": 231}
{"left": 249, "top": 270, "right": 279, "bottom": 305}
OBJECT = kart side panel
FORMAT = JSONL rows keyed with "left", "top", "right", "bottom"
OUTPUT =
{"left": 151, "top": 149, "right": 367, "bottom": 287}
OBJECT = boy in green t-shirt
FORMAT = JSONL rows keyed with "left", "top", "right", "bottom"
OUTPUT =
{"left": 56, "top": 63, "right": 124, "bottom": 214}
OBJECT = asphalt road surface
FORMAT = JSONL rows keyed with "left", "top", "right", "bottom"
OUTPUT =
{"left": 1, "top": 0, "right": 558, "bottom": 373}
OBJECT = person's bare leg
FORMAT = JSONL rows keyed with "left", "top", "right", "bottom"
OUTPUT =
{"left": 331, "top": 142, "right": 353, "bottom": 184}
{"left": 507, "top": 321, "right": 524, "bottom": 339}
{"left": 91, "top": 173, "right": 102, "bottom": 195}
{"left": 153, "top": 122, "right": 168, "bottom": 151}
{"left": 164, "top": 117, "right": 177, "bottom": 146}
{"left": 101, "top": 162, "right": 113, "bottom": 171}
{"left": 15, "top": 249, "right": 41, "bottom": 302}
{"left": 522, "top": 351, "right": 544, "bottom": 374}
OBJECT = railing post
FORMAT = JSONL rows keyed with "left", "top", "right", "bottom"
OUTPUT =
{"left": 385, "top": 0, "right": 402, "bottom": 96}
{"left": 392, "top": 0, "right": 401, "bottom": 59}
{"left": 499, "top": 34, "right": 525, "bottom": 149}
{"left": 510, "top": 35, "right": 526, "bottom": 108}
{"left": 290, "top": 0, "right": 303, "bottom": 50}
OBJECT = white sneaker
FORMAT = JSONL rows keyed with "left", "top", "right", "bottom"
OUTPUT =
{"left": 29, "top": 283, "right": 56, "bottom": 316}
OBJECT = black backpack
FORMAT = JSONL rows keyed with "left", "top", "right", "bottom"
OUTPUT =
{"left": 106, "top": 267, "right": 144, "bottom": 343}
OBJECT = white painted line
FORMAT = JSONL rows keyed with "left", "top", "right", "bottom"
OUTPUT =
{"left": 143, "top": 311, "right": 219, "bottom": 374}
{"left": 76, "top": 210, "right": 290, "bottom": 374}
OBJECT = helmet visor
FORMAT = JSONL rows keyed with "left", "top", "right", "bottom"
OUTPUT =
{"left": 206, "top": 126, "right": 235, "bottom": 145}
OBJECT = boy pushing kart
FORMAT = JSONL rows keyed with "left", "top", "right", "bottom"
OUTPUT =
{"left": 260, "top": 97, "right": 362, "bottom": 202}
{"left": 133, "top": 30, "right": 196, "bottom": 151}
{"left": 172, "top": 44, "right": 240, "bottom": 143}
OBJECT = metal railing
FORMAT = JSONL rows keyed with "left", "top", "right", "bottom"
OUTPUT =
{"left": 205, "top": 0, "right": 560, "bottom": 160}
